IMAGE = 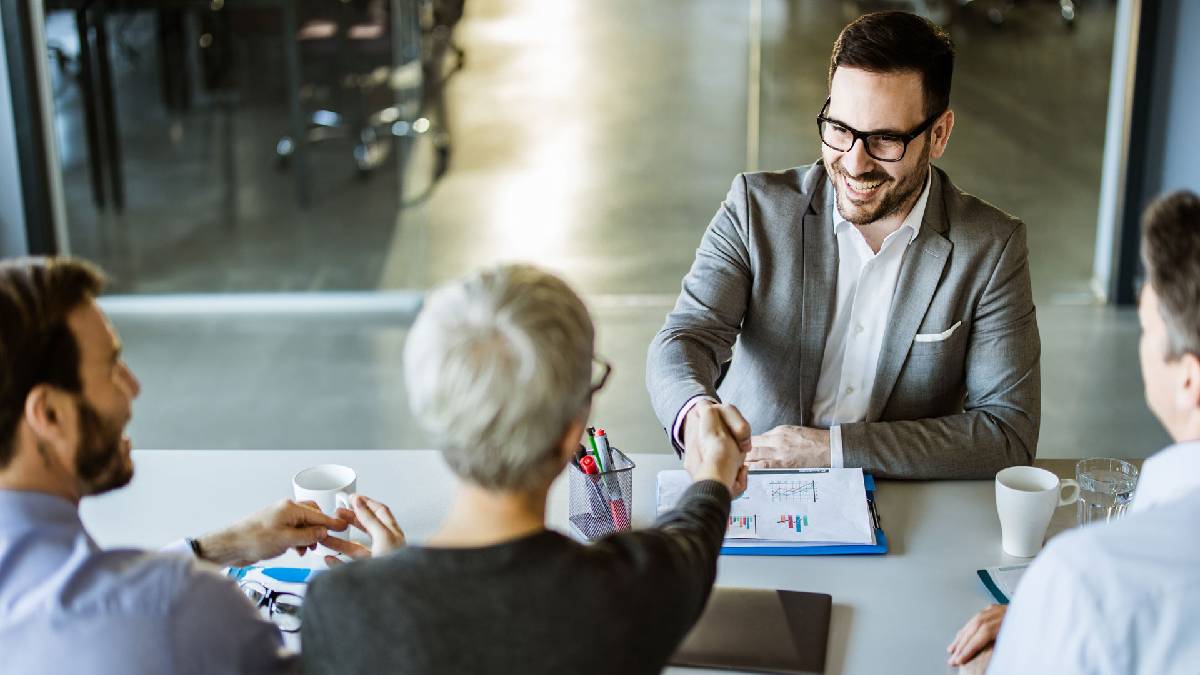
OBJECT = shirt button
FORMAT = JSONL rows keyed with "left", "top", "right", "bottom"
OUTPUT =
{"left": 845, "top": 386, "right": 855, "bottom": 395}
{"left": 854, "top": 324, "right": 864, "bottom": 335}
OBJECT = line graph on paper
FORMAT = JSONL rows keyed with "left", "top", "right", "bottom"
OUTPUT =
{"left": 768, "top": 480, "right": 817, "bottom": 504}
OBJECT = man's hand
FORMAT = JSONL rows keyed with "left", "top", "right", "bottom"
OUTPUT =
{"left": 683, "top": 400, "right": 751, "bottom": 454}
{"left": 196, "top": 499, "right": 348, "bottom": 567}
{"left": 747, "top": 425, "right": 831, "bottom": 468}
{"left": 320, "top": 494, "right": 406, "bottom": 566}
{"left": 947, "top": 604, "right": 1007, "bottom": 667}
{"left": 683, "top": 403, "right": 751, "bottom": 496}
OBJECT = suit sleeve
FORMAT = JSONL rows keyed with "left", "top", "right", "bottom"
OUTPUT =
{"left": 647, "top": 174, "right": 754, "bottom": 451}
{"left": 839, "top": 222, "right": 1040, "bottom": 479}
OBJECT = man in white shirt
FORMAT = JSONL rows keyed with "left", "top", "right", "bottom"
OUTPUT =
{"left": 946, "top": 190, "right": 1200, "bottom": 673}
{"left": 646, "top": 11, "right": 1039, "bottom": 478}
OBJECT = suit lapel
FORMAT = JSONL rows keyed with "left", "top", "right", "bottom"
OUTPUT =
{"left": 867, "top": 169, "right": 952, "bottom": 421}
{"left": 798, "top": 176, "right": 837, "bottom": 426}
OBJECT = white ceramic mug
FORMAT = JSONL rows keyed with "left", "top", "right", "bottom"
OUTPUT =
{"left": 292, "top": 464, "right": 356, "bottom": 516}
{"left": 995, "top": 466, "right": 1080, "bottom": 557}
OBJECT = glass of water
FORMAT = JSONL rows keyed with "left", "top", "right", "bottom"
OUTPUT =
{"left": 1075, "top": 458, "right": 1139, "bottom": 526}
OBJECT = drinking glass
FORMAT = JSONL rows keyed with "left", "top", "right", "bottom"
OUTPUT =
{"left": 1075, "top": 458, "right": 1138, "bottom": 526}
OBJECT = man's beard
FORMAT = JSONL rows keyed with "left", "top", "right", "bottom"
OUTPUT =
{"left": 74, "top": 398, "right": 133, "bottom": 496}
{"left": 828, "top": 139, "right": 930, "bottom": 226}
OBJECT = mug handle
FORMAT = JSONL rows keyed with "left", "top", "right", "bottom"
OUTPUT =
{"left": 1058, "top": 479, "right": 1080, "bottom": 506}
{"left": 335, "top": 491, "right": 353, "bottom": 512}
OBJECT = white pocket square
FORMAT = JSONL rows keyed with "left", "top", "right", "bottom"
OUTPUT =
{"left": 914, "top": 320, "right": 962, "bottom": 343}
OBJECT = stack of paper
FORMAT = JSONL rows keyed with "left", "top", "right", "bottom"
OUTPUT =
{"left": 657, "top": 468, "right": 876, "bottom": 549}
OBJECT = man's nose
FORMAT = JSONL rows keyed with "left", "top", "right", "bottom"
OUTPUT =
{"left": 840, "top": 138, "right": 875, "bottom": 178}
{"left": 121, "top": 363, "right": 141, "bottom": 399}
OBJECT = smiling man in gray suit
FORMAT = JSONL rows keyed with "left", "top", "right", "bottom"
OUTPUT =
{"left": 646, "top": 11, "right": 1039, "bottom": 479}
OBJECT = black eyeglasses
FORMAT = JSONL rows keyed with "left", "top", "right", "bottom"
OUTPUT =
{"left": 239, "top": 580, "right": 303, "bottom": 633}
{"left": 590, "top": 357, "right": 612, "bottom": 397}
{"left": 816, "top": 98, "right": 944, "bottom": 162}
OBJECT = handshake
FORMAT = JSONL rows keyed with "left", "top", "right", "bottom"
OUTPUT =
{"left": 681, "top": 401, "right": 753, "bottom": 497}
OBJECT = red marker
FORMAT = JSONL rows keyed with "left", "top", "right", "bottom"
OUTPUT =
{"left": 579, "top": 455, "right": 599, "bottom": 475}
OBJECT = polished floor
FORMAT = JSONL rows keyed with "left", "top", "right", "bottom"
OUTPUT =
{"left": 62, "top": 0, "right": 1172, "bottom": 460}
{"left": 108, "top": 298, "right": 1171, "bottom": 461}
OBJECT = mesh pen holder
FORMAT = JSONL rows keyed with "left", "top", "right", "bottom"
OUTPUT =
{"left": 569, "top": 447, "right": 635, "bottom": 541}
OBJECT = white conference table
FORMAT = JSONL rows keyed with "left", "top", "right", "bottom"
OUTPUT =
{"left": 80, "top": 450, "right": 1091, "bottom": 675}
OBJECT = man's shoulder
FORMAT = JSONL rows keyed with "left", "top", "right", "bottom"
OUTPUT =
{"left": 737, "top": 161, "right": 824, "bottom": 202}
{"left": 935, "top": 167, "right": 1024, "bottom": 244}
{"left": 1039, "top": 498, "right": 1200, "bottom": 604}
{"left": 87, "top": 548, "right": 235, "bottom": 611}
{"left": 11, "top": 545, "right": 228, "bottom": 620}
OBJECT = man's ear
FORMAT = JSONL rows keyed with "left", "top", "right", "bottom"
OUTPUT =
{"left": 929, "top": 109, "right": 954, "bottom": 160}
{"left": 1178, "top": 352, "right": 1200, "bottom": 411}
{"left": 24, "top": 384, "right": 72, "bottom": 448}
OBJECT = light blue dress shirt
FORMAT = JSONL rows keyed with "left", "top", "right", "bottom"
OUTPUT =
{"left": 989, "top": 441, "right": 1200, "bottom": 674}
{"left": 0, "top": 490, "right": 296, "bottom": 675}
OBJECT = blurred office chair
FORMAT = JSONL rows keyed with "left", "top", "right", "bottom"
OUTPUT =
{"left": 275, "top": 0, "right": 458, "bottom": 179}
{"left": 898, "top": 0, "right": 1080, "bottom": 29}
{"left": 960, "top": 0, "right": 1079, "bottom": 28}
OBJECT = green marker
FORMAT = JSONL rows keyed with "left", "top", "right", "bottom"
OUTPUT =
{"left": 586, "top": 427, "right": 605, "bottom": 472}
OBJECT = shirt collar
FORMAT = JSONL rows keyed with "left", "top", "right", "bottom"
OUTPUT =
{"left": 1130, "top": 440, "right": 1200, "bottom": 513}
{"left": 831, "top": 167, "right": 932, "bottom": 247}
{"left": 0, "top": 489, "right": 82, "bottom": 530}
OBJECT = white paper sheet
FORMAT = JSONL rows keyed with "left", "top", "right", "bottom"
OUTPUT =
{"left": 978, "top": 564, "right": 1029, "bottom": 604}
{"left": 657, "top": 468, "right": 875, "bottom": 545}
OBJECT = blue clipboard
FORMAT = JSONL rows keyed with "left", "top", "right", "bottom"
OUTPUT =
{"left": 719, "top": 474, "right": 887, "bottom": 556}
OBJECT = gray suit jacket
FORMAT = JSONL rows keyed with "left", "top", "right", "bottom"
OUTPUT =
{"left": 646, "top": 161, "right": 1040, "bottom": 479}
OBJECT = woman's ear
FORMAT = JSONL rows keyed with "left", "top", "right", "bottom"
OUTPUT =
{"left": 557, "top": 414, "right": 588, "bottom": 464}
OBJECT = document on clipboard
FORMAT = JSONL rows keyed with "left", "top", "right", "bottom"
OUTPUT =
{"left": 657, "top": 468, "right": 877, "bottom": 548}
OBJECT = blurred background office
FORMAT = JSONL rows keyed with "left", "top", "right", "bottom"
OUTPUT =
{"left": 2, "top": 0, "right": 1197, "bottom": 458}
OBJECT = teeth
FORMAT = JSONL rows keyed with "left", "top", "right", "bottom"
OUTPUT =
{"left": 847, "top": 177, "right": 882, "bottom": 191}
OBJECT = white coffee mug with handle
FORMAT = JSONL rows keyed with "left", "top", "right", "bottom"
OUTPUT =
{"left": 292, "top": 464, "right": 356, "bottom": 518}
{"left": 995, "top": 466, "right": 1080, "bottom": 557}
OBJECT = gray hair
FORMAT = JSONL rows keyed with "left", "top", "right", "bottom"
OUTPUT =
{"left": 404, "top": 264, "right": 595, "bottom": 492}
{"left": 1142, "top": 190, "right": 1200, "bottom": 359}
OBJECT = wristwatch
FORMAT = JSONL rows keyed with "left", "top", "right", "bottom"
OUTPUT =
{"left": 185, "top": 537, "right": 205, "bottom": 560}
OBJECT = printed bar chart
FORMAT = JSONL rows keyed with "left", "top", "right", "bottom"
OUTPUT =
{"left": 777, "top": 514, "right": 810, "bottom": 532}
{"left": 728, "top": 515, "right": 757, "bottom": 536}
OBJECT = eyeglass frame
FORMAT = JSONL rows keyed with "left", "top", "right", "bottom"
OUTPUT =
{"left": 589, "top": 357, "right": 612, "bottom": 398}
{"left": 816, "top": 97, "right": 945, "bottom": 162}
{"left": 239, "top": 580, "right": 304, "bottom": 633}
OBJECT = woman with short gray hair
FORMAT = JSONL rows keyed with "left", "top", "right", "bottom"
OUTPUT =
{"left": 302, "top": 264, "right": 749, "bottom": 675}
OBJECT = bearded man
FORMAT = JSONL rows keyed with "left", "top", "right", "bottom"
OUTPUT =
{"left": 647, "top": 11, "right": 1040, "bottom": 479}
{"left": 0, "top": 257, "right": 354, "bottom": 674}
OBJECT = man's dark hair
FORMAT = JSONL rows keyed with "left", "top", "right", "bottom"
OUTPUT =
{"left": 1142, "top": 191, "right": 1200, "bottom": 360}
{"left": 0, "top": 257, "right": 106, "bottom": 468}
{"left": 828, "top": 11, "right": 955, "bottom": 118}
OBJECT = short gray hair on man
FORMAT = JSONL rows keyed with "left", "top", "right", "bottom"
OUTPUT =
{"left": 404, "top": 264, "right": 595, "bottom": 492}
{"left": 1142, "top": 190, "right": 1200, "bottom": 360}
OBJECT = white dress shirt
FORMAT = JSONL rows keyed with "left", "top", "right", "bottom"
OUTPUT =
{"left": 673, "top": 170, "right": 932, "bottom": 467}
{"left": 988, "top": 441, "right": 1200, "bottom": 675}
